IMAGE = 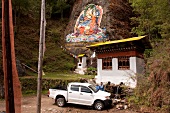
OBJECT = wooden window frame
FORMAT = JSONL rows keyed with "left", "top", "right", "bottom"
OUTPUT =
{"left": 102, "top": 57, "right": 112, "bottom": 70}
{"left": 118, "top": 57, "right": 130, "bottom": 70}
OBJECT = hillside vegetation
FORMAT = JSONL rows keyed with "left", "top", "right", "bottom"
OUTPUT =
{"left": 0, "top": 0, "right": 76, "bottom": 74}
{"left": 129, "top": 0, "right": 170, "bottom": 112}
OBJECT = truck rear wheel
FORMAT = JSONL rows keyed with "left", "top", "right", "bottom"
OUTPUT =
{"left": 55, "top": 97, "right": 66, "bottom": 107}
{"left": 94, "top": 100, "right": 104, "bottom": 110}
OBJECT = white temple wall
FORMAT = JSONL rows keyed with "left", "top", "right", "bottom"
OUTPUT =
{"left": 78, "top": 57, "right": 87, "bottom": 69}
{"left": 96, "top": 57, "right": 140, "bottom": 88}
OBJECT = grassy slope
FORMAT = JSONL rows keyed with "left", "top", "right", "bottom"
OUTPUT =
{"left": 14, "top": 16, "right": 75, "bottom": 73}
{"left": 42, "top": 72, "right": 95, "bottom": 80}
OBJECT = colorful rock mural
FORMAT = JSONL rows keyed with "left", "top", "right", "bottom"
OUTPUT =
{"left": 66, "top": 4, "right": 107, "bottom": 42}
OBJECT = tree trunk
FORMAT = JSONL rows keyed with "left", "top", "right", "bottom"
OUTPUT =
{"left": 61, "top": 9, "right": 63, "bottom": 20}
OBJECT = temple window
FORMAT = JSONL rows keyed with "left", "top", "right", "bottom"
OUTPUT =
{"left": 102, "top": 57, "right": 112, "bottom": 70}
{"left": 118, "top": 57, "right": 130, "bottom": 70}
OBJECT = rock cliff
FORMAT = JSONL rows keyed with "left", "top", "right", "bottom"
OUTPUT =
{"left": 65, "top": 0, "right": 136, "bottom": 58}
{"left": 65, "top": 0, "right": 135, "bottom": 39}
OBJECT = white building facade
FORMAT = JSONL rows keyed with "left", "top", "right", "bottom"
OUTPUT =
{"left": 75, "top": 54, "right": 87, "bottom": 75}
{"left": 96, "top": 57, "right": 145, "bottom": 88}
{"left": 78, "top": 56, "right": 87, "bottom": 69}
{"left": 87, "top": 36, "right": 151, "bottom": 88}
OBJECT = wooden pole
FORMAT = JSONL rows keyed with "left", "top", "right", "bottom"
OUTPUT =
{"left": 36, "top": 0, "right": 46, "bottom": 113}
{"left": 2, "top": 0, "right": 22, "bottom": 113}
{"left": 2, "top": 0, "right": 15, "bottom": 112}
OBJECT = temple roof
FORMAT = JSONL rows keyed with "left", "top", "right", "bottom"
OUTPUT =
{"left": 87, "top": 36, "right": 152, "bottom": 49}
{"left": 78, "top": 54, "right": 86, "bottom": 57}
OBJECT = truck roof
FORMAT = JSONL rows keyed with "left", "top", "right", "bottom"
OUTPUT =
{"left": 69, "top": 82, "right": 92, "bottom": 87}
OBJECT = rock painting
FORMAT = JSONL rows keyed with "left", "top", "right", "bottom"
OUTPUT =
{"left": 66, "top": 4, "right": 107, "bottom": 42}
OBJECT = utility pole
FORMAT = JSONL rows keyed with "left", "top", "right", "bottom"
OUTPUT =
{"left": 37, "top": 0, "right": 46, "bottom": 113}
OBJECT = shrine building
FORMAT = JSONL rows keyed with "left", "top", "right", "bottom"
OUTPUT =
{"left": 87, "top": 36, "right": 152, "bottom": 88}
{"left": 74, "top": 54, "right": 87, "bottom": 75}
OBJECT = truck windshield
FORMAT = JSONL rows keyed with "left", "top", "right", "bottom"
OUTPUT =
{"left": 89, "top": 85, "right": 98, "bottom": 93}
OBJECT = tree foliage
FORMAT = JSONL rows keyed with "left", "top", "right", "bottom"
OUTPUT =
{"left": 56, "top": 0, "right": 70, "bottom": 19}
{"left": 146, "top": 40, "right": 170, "bottom": 111}
{"left": 129, "top": 0, "right": 170, "bottom": 112}
{"left": 12, "top": 0, "right": 30, "bottom": 14}
{"left": 46, "top": 0, "right": 70, "bottom": 19}
{"left": 134, "top": 39, "right": 170, "bottom": 112}
{"left": 130, "top": 0, "right": 170, "bottom": 39}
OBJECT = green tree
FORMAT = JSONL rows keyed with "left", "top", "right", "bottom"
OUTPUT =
{"left": 12, "top": 0, "right": 41, "bottom": 39}
{"left": 57, "top": 0, "right": 70, "bottom": 19}
{"left": 129, "top": 0, "right": 170, "bottom": 112}
{"left": 130, "top": 0, "right": 170, "bottom": 39}
{"left": 12, "top": 0, "right": 30, "bottom": 36}
{"left": 46, "top": 0, "right": 70, "bottom": 19}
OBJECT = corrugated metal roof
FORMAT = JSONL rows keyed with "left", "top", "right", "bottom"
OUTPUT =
{"left": 87, "top": 36, "right": 146, "bottom": 48}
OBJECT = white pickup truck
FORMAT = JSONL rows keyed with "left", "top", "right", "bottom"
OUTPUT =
{"left": 48, "top": 82, "right": 112, "bottom": 110}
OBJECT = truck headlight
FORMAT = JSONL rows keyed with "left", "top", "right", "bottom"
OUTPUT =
{"left": 105, "top": 96, "right": 110, "bottom": 99}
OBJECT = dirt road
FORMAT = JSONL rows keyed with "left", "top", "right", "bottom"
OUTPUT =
{"left": 0, "top": 95, "right": 138, "bottom": 113}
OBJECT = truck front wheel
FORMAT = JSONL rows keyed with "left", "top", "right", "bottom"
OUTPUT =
{"left": 55, "top": 97, "right": 66, "bottom": 107}
{"left": 94, "top": 100, "right": 104, "bottom": 110}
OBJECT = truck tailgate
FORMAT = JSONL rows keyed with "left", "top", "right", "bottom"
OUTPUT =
{"left": 48, "top": 89, "right": 67, "bottom": 100}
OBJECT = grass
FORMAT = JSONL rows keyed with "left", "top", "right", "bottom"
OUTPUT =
{"left": 42, "top": 72, "right": 95, "bottom": 80}
{"left": 22, "top": 90, "right": 37, "bottom": 96}
{"left": 22, "top": 90, "right": 49, "bottom": 97}
{"left": 23, "top": 71, "right": 95, "bottom": 80}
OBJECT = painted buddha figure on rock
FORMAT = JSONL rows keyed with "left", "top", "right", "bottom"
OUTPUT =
{"left": 66, "top": 4, "right": 107, "bottom": 42}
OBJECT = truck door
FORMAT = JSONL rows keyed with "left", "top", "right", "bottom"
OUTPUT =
{"left": 68, "top": 85, "right": 80, "bottom": 103}
{"left": 79, "top": 86, "right": 94, "bottom": 105}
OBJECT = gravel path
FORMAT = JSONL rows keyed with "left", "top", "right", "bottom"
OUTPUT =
{"left": 0, "top": 95, "right": 139, "bottom": 113}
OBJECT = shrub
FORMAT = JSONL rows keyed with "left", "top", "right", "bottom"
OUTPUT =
{"left": 19, "top": 78, "right": 80, "bottom": 94}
